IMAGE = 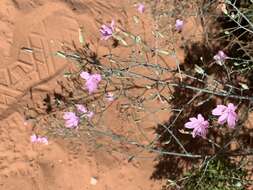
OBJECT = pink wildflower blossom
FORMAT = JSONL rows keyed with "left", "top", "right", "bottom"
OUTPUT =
{"left": 31, "top": 134, "right": 37, "bottom": 143}
{"left": 175, "top": 19, "right": 184, "bottom": 32}
{"left": 184, "top": 114, "right": 209, "bottom": 138}
{"left": 80, "top": 71, "right": 102, "bottom": 94}
{"left": 75, "top": 104, "right": 94, "bottom": 119}
{"left": 63, "top": 112, "right": 79, "bottom": 128}
{"left": 212, "top": 103, "right": 237, "bottom": 128}
{"left": 31, "top": 134, "right": 48, "bottom": 145}
{"left": 213, "top": 50, "right": 228, "bottom": 64}
{"left": 137, "top": 3, "right": 145, "bottom": 13}
{"left": 76, "top": 104, "right": 87, "bottom": 113}
{"left": 37, "top": 137, "right": 49, "bottom": 145}
{"left": 86, "top": 111, "right": 94, "bottom": 119}
{"left": 100, "top": 20, "right": 115, "bottom": 40}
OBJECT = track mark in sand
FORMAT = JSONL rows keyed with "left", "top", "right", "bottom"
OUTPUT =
{"left": 0, "top": 113, "right": 34, "bottom": 177}
{"left": 0, "top": 85, "right": 22, "bottom": 111}
{"left": 0, "top": 7, "right": 80, "bottom": 177}
{"left": 0, "top": 5, "right": 79, "bottom": 115}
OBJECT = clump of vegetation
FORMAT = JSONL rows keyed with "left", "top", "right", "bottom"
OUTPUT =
{"left": 27, "top": 0, "right": 253, "bottom": 189}
{"left": 183, "top": 158, "right": 248, "bottom": 190}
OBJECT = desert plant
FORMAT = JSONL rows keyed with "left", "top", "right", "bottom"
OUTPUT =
{"left": 26, "top": 0, "right": 253, "bottom": 189}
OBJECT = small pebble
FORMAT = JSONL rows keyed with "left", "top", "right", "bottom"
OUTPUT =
{"left": 90, "top": 177, "right": 98, "bottom": 185}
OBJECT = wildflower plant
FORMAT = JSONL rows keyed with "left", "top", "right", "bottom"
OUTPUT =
{"left": 26, "top": 0, "right": 253, "bottom": 189}
{"left": 181, "top": 158, "right": 249, "bottom": 190}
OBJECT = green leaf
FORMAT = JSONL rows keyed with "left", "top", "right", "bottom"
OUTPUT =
{"left": 55, "top": 51, "right": 66, "bottom": 58}
{"left": 113, "top": 34, "right": 128, "bottom": 46}
{"left": 224, "top": 31, "right": 230, "bottom": 35}
{"left": 63, "top": 72, "right": 72, "bottom": 77}
{"left": 157, "top": 49, "right": 172, "bottom": 56}
{"left": 133, "top": 15, "right": 139, "bottom": 24}
{"left": 152, "top": 31, "right": 164, "bottom": 38}
{"left": 134, "top": 36, "right": 142, "bottom": 44}
{"left": 79, "top": 27, "right": 85, "bottom": 45}
{"left": 239, "top": 83, "right": 249, "bottom": 90}
{"left": 195, "top": 65, "right": 205, "bottom": 74}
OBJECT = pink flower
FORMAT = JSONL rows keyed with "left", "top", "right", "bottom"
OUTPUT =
{"left": 80, "top": 71, "right": 102, "bottom": 94}
{"left": 100, "top": 20, "right": 115, "bottom": 40}
{"left": 105, "top": 92, "right": 114, "bottom": 102}
{"left": 137, "top": 3, "right": 145, "bottom": 13}
{"left": 31, "top": 134, "right": 37, "bottom": 143}
{"left": 37, "top": 137, "right": 49, "bottom": 145}
{"left": 75, "top": 104, "right": 94, "bottom": 119}
{"left": 213, "top": 50, "right": 228, "bottom": 63}
{"left": 212, "top": 103, "right": 237, "bottom": 128}
{"left": 31, "top": 134, "right": 48, "bottom": 145}
{"left": 63, "top": 112, "right": 79, "bottom": 128}
{"left": 175, "top": 19, "right": 184, "bottom": 32}
{"left": 76, "top": 104, "right": 87, "bottom": 113}
{"left": 86, "top": 111, "right": 94, "bottom": 119}
{"left": 184, "top": 114, "right": 209, "bottom": 138}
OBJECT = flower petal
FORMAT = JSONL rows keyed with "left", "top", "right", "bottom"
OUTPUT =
{"left": 212, "top": 105, "right": 227, "bottom": 116}
{"left": 76, "top": 104, "right": 87, "bottom": 113}
{"left": 63, "top": 112, "right": 72, "bottom": 119}
{"left": 213, "top": 55, "right": 220, "bottom": 61}
{"left": 227, "top": 112, "right": 237, "bottom": 128}
{"left": 227, "top": 103, "right": 237, "bottom": 112}
{"left": 80, "top": 72, "right": 90, "bottom": 80}
{"left": 197, "top": 114, "right": 204, "bottom": 122}
{"left": 192, "top": 130, "right": 197, "bottom": 138}
{"left": 93, "top": 74, "right": 102, "bottom": 82}
{"left": 185, "top": 121, "right": 198, "bottom": 129}
{"left": 189, "top": 117, "right": 198, "bottom": 122}
{"left": 31, "top": 134, "right": 37, "bottom": 143}
{"left": 218, "top": 112, "right": 228, "bottom": 124}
